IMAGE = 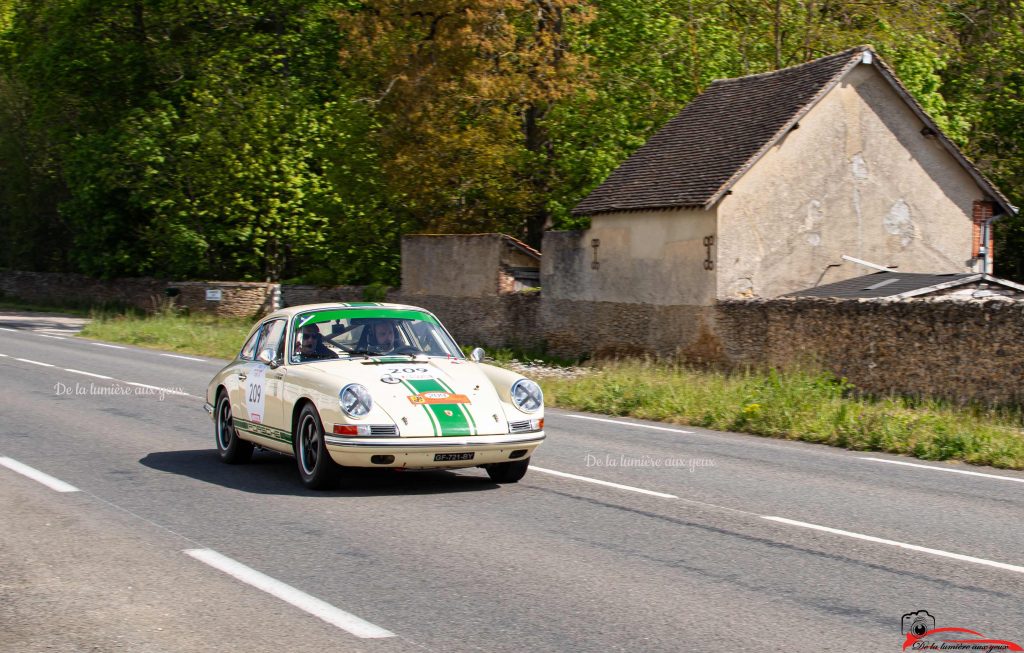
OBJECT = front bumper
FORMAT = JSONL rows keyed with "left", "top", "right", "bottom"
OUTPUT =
{"left": 324, "top": 431, "right": 545, "bottom": 469}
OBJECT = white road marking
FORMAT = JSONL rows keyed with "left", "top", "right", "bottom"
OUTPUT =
{"left": 564, "top": 413, "right": 694, "bottom": 434}
{"left": 14, "top": 358, "right": 54, "bottom": 367}
{"left": 90, "top": 342, "right": 126, "bottom": 349}
{"left": 762, "top": 516, "right": 1024, "bottom": 574}
{"left": 2, "top": 354, "right": 197, "bottom": 399}
{"left": 0, "top": 457, "right": 79, "bottom": 493}
{"left": 0, "top": 327, "right": 16, "bottom": 332}
{"left": 34, "top": 333, "right": 66, "bottom": 340}
{"left": 160, "top": 353, "right": 206, "bottom": 362}
{"left": 531, "top": 466, "right": 677, "bottom": 499}
{"left": 861, "top": 457, "right": 1024, "bottom": 484}
{"left": 63, "top": 368, "right": 113, "bottom": 380}
{"left": 184, "top": 549, "right": 395, "bottom": 638}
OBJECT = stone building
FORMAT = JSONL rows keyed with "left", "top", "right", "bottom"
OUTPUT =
{"left": 542, "top": 45, "right": 1016, "bottom": 358}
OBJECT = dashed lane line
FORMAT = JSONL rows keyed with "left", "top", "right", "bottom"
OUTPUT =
{"left": 762, "top": 516, "right": 1024, "bottom": 575}
{"left": 563, "top": 413, "right": 694, "bottom": 434}
{"left": 2, "top": 354, "right": 199, "bottom": 399}
{"left": 184, "top": 549, "right": 396, "bottom": 639}
{"left": 0, "top": 457, "right": 80, "bottom": 493}
{"left": 531, "top": 466, "right": 678, "bottom": 499}
{"left": 63, "top": 368, "right": 113, "bottom": 380}
{"left": 860, "top": 457, "right": 1024, "bottom": 484}
{"left": 90, "top": 342, "right": 127, "bottom": 350}
{"left": 14, "top": 357, "right": 54, "bottom": 367}
{"left": 161, "top": 353, "right": 207, "bottom": 362}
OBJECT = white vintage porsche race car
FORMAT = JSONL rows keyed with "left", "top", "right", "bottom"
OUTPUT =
{"left": 204, "top": 303, "right": 545, "bottom": 489}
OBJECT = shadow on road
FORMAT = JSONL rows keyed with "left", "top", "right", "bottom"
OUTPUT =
{"left": 139, "top": 448, "right": 503, "bottom": 497}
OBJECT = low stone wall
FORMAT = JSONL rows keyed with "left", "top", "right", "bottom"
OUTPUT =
{"left": 540, "top": 299, "right": 720, "bottom": 362}
{"left": 279, "top": 284, "right": 365, "bottom": 306}
{"left": 389, "top": 292, "right": 541, "bottom": 351}
{"left": 714, "top": 298, "right": 1024, "bottom": 404}
{"left": 0, "top": 270, "right": 275, "bottom": 318}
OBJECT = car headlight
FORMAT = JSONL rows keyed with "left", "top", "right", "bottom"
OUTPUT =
{"left": 339, "top": 384, "right": 373, "bottom": 418}
{"left": 511, "top": 379, "right": 543, "bottom": 413}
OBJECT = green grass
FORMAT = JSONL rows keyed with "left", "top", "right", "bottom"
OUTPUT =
{"left": 67, "top": 310, "right": 1024, "bottom": 470}
{"left": 540, "top": 360, "right": 1024, "bottom": 470}
{"left": 79, "top": 309, "right": 251, "bottom": 359}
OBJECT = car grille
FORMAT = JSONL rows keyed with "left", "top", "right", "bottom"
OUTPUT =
{"left": 508, "top": 420, "right": 533, "bottom": 433}
{"left": 370, "top": 425, "right": 399, "bottom": 436}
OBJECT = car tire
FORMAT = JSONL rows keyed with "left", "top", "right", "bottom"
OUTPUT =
{"left": 486, "top": 458, "right": 530, "bottom": 483}
{"left": 215, "top": 392, "right": 254, "bottom": 464}
{"left": 295, "top": 404, "right": 339, "bottom": 490}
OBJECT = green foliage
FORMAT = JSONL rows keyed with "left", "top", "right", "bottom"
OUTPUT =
{"left": 0, "top": 0, "right": 1022, "bottom": 280}
{"left": 541, "top": 360, "right": 1024, "bottom": 469}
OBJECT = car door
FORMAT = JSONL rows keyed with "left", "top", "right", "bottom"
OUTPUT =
{"left": 255, "top": 319, "right": 288, "bottom": 437}
{"left": 226, "top": 323, "right": 264, "bottom": 425}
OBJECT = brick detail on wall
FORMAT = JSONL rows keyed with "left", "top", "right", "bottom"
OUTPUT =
{"left": 972, "top": 200, "right": 994, "bottom": 259}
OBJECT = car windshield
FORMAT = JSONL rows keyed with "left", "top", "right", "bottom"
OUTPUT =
{"left": 289, "top": 308, "right": 464, "bottom": 363}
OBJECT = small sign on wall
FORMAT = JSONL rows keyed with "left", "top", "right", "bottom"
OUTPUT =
{"left": 205, "top": 288, "right": 223, "bottom": 301}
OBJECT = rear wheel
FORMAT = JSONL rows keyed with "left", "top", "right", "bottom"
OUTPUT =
{"left": 295, "top": 404, "right": 339, "bottom": 489}
{"left": 215, "top": 392, "right": 254, "bottom": 464}
{"left": 486, "top": 458, "right": 530, "bottom": 483}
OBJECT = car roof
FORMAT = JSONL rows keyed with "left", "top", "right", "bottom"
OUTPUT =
{"left": 260, "top": 302, "right": 436, "bottom": 322}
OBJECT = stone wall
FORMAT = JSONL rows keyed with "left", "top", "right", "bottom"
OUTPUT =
{"left": 713, "top": 298, "right": 1024, "bottom": 404}
{"left": 0, "top": 270, "right": 276, "bottom": 318}
{"left": 279, "top": 284, "right": 365, "bottom": 306}
{"left": 540, "top": 299, "right": 720, "bottom": 362}
{"left": 389, "top": 292, "right": 540, "bottom": 351}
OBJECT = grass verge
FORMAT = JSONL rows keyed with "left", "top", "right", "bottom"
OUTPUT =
{"left": 540, "top": 360, "right": 1024, "bottom": 470}
{"left": 79, "top": 310, "right": 251, "bottom": 359}
{"left": 68, "top": 310, "right": 1024, "bottom": 470}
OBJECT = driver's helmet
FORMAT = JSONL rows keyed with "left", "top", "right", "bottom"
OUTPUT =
{"left": 368, "top": 319, "right": 397, "bottom": 354}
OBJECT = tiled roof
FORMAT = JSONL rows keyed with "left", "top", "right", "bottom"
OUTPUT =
{"left": 572, "top": 46, "right": 1015, "bottom": 217}
{"left": 783, "top": 271, "right": 1024, "bottom": 299}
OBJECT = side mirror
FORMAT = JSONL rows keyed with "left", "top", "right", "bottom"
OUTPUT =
{"left": 257, "top": 347, "right": 280, "bottom": 368}
{"left": 470, "top": 347, "right": 485, "bottom": 363}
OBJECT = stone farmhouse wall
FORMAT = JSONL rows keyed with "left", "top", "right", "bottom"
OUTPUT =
{"left": 713, "top": 298, "right": 1024, "bottom": 404}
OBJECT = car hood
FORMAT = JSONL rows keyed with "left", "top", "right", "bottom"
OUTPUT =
{"left": 298, "top": 356, "right": 518, "bottom": 437}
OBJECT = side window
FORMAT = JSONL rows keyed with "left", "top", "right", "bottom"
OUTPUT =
{"left": 259, "top": 320, "right": 286, "bottom": 361}
{"left": 239, "top": 327, "right": 262, "bottom": 361}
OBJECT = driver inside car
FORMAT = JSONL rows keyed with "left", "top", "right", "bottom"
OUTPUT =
{"left": 298, "top": 324, "right": 338, "bottom": 361}
{"left": 369, "top": 320, "right": 397, "bottom": 354}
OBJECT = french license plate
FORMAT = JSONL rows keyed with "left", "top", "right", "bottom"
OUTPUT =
{"left": 434, "top": 452, "right": 474, "bottom": 461}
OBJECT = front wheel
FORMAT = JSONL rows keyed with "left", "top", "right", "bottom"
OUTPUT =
{"left": 215, "top": 392, "right": 253, "bottom": 464}
{"left": 486, "top": 458, "right": 530, "bottom": 483}
{"left": 295, "top": 404, "right": 339, "bottom": 490}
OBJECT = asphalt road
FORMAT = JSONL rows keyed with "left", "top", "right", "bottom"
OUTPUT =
{"left": 2, "top": 313, "right": 1024, "bottom": 652}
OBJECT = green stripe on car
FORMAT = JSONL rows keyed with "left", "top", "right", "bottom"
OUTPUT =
{"left": 405, "top": 378, "right": 473, "bottom": 436}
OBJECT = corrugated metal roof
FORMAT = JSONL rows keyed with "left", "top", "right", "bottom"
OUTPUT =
{"left": 782, "top": 271, "right": 1024, "bottom": 299}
